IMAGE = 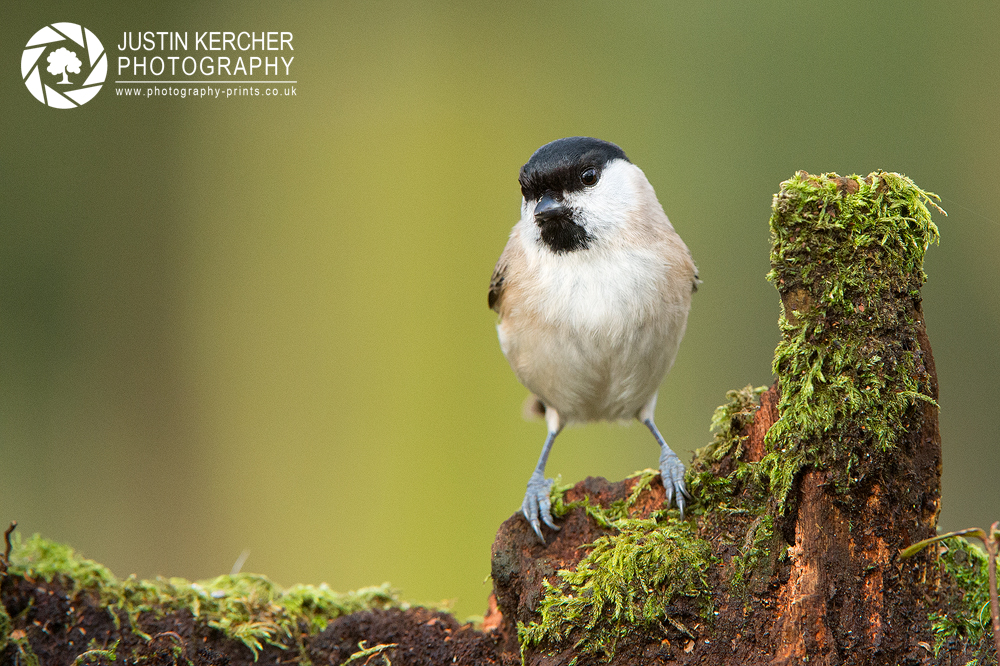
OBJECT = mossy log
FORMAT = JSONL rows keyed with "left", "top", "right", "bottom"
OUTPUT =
{"left": 2, "top": 172, "right": 988, "bottom": 666}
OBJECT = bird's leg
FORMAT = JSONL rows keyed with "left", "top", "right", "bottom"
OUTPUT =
{"left": 639, "top": 395, "right": 689, "bottom": 518}
{"left": 521, "top": 408, "right": 563, "bottom": 542}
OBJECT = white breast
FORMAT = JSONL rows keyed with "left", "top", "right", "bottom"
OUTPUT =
{"left": 498, "top": 240, "right": 689, "bottom": 424}
{"left": 530, "top": 244, "right": 662, "bottom": 334}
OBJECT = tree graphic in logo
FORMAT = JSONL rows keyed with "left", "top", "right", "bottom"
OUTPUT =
{"left": 21, "top": 23, "right": 106, "bottom": 108}
{"left": 46, "top": 47, "right": 82, "bottom": 85}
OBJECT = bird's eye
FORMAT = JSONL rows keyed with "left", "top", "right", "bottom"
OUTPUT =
{"left": 581, "top": 168, "right": 599, "bottom": 187}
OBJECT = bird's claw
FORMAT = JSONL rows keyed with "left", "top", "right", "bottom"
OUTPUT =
{"left": 521, "top": 473, "right": 560, "bottom": 543}
{"left": 659, "top": 451, "right": 690, "bottom": 520}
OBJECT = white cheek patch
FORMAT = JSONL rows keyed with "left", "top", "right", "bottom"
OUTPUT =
{"left": 562, "top": 160, "right": 644, "bottom": 238}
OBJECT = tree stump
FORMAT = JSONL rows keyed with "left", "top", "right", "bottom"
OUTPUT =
{"left": 489, "top": 171, "right": 989, "bottom": 665}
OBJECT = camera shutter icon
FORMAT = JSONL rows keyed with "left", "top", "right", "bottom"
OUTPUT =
{"left": 23, "top": 23, "right": 106, "bottom": 108}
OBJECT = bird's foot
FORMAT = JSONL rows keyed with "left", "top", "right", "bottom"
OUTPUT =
{"left": 659, "top": 451, "right": 690, "bottom": 519}
{"left": 521, "top": 473, "right": 560, "bottom": 543}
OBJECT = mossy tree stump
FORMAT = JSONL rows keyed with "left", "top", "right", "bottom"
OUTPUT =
{"left": 728, "top": 171, "right": 947, "bottom": 663}
{"left": 490, "top": 172, "right": 987, "bottom": 666}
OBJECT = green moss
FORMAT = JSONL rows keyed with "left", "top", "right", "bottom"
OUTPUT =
{"left": 8, "top": 533, "right": 402, "bottom": 660}
{"left": 74, "top": 639, "right": 120, "bottom": 664}
{"left": 550, "top": 468, "right": 665, "bottom": 527}
{"left": 0, "top": 598, "right": 10, "bottom": 652}
{"left": 342, "top": 641, "right": 397, "bottom": 665}
{"left": 930, "top": 537, "right": 991, "bottom": 656}
{"left": 687, "top": 171, "right": 943, "bottom": 597}
{"left": 518, "top": 470, "right": 714, "bottom": 661}
{"left": 728, "top": 514, "right": 775, "bottom": 591}
{"left": 688, "top": 387, "right": 781, "bottom": 594}
{"left": 9, "top": 534, "right": 118, "bottom": 597}
{"left": 762, "top": 171, "right": 942, "bottom": 507}
{"left": 688, "top": 385, "right": 769, "bottom": 515}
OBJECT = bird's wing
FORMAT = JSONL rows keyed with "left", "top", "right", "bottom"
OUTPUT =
{"left": 488, "top": 255, "right": 507, "bottom": 312}
{"left": 488, "top": 231, "right": 520, "bottom": 313}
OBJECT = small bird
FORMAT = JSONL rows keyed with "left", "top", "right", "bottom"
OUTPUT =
{"left": 489, "top": 137, "right": 698, "bottom": 542}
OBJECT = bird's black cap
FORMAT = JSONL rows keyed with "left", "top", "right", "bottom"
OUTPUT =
{"left": 518, "top": 137, "right": 630, "bottom": 202}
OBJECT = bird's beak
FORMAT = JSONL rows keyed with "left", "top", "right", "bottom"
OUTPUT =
{"left": 534, "top": 193, "right": 569, "bottom": 223}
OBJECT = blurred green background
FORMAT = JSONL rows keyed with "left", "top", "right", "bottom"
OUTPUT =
{"left": 3, "top": 1, "right": 998, "bottom": 620}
